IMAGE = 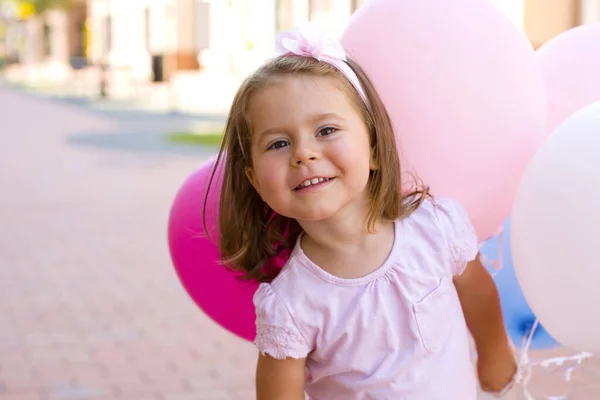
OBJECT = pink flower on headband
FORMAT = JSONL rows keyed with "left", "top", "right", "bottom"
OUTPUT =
{"left": 274, "top": 23, "right": 347, "bottom": 61}
{"left": 273, "top": 22, "right": 369, "bottom": 105}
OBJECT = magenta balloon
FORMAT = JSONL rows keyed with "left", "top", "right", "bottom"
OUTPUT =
{"left": 536, "top": 23, "right": 600, "bottom": 134}
{"left": 168, "top": 157, "right": 259, "bottom": 342}
{"left": 341, "top": 0, "right": 546, "bottom": 240}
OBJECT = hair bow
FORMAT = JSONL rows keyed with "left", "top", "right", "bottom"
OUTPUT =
{"left": 273, "top": 22, "right": 368, "bottom": 104}
{"left": 275, "top": 23, "right": 347, "bottom": 61}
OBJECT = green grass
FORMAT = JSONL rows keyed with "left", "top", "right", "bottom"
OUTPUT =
{"left": 165, "top": 130, "right": 224, "bottom": 147}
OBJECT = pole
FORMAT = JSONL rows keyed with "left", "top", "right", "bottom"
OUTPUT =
{"left": 99, "top": 0, "right": 110, "bottom": 97}
{"left": 167, "top": 1, "right": 177, "bottom": 113}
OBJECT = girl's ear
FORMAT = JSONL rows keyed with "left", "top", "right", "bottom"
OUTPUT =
{"left": 370, "top": 149, "right": 379, "bottom": 171}
{"left": 246, "top": 167, "right": 260, "bottom": 191}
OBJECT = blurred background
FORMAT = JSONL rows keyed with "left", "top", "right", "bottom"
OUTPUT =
{"left": 0, "top": 0, "right": 597, "bottom": 114}
{"left": 1, "top": 1, "right": 600, "bottom": 399}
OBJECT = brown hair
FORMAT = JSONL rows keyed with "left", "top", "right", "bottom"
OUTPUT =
{"left": 204, "top": 55, "right": 429, "bottom": 282}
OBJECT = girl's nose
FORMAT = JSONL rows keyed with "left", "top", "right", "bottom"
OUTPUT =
{"left": 292, "top": 141, "right": 320, "bottom": 166}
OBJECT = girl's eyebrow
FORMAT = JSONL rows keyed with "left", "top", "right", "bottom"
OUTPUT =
{"left": 310, "top": 113, "right": 344, "bottom": 123}
{"left": 255, "top": 127, "right": 285, "bottom": 140}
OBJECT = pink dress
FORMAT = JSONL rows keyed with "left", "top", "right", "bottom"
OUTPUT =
{"left": 253, "top": 197, "right": 480, "bottom": 399}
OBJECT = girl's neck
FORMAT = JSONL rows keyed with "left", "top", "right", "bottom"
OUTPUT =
{"left": 298, "top": 212, "right": 395, "bottom": 279}
{"left": 294, "top": 195, "right": 395, "bottom": 280}
{"left": 298, "top": 198, "right": 373, "bottom": 251}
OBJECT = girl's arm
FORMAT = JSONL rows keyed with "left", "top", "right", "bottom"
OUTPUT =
{"left": 453, "top": 255, "right": 517, "bottom": 392}
{"left": 453, "top": 255, "right": 508, "bottom": 355}
{"left": 256, "top": 353, "right": 306, "bottom": 400}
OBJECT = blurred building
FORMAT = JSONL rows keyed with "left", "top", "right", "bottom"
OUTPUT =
{"left": 83, "top": 0, "right": 366, "bottom": 83}
{"left": 80, "top": 0, "right": 368, "bottom": 110}
{"left": 491, "top": 0, "right": 583, "bottom": 49}
{"left": 12, "top": 0, "right": 600, "bottom": 83}
{"left": 2, "top": 0, "right": 87, "bottom": 81}
{"left": 489, "top": 0, "right": 600, "bottom": 48}
{"left": 86, "top": 0, "right": 195, "bottom": 83}
{"left": 4, "top": 0, "right": 600, "bottom": 113}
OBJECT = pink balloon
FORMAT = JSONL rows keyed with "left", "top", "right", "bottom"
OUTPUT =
{"left": 168, "top": 157, "right": 259, "bottom": 342}
{"left": 536, "top": 23, "right": 600, "bottom": 134}
{"left": 341, "top": 0, "right": 546, "bottom": 240}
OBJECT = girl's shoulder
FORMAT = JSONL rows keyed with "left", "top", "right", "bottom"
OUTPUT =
{"left": 408, "top": 195, "right": 466, "bottom": 220}
{"left": 253, "top": 252, "right": 316, "bottom": 309}
{"left": 402, "top": 196, "right": 479, "bottom": 276}
{"left": 403, "top": 196, "right": 473, "bottom": 237}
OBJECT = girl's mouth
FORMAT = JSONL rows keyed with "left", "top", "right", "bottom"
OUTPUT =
{"left": 295, "top": 177, "right": 334, "bottom": 190}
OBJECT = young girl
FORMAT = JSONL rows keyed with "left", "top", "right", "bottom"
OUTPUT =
{"left": 208, "top": 23, "right": 517, "bottom": 399}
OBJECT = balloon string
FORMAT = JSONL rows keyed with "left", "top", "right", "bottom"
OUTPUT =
{"left": 516, "top": 319, "right": 594, "bottom": 398}
{"left": 480, "top": 225, "right": 504, "bottom": 277}
{"left": 513, "top": 318, "right": 537, "bottom": 398}
{"left": 495, "top": 230, "right": 503, "bottom": 272}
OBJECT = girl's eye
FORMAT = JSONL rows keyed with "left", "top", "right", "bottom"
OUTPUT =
{"left": 267, "top": 140, "right": 289, "bottom": 150}
{"left": 317, "top": 127, "right": 338, "bottom": 137}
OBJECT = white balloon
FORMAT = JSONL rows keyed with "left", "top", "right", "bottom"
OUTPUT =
{"left": 511, "top": 100, "right": 600, "bottom": 352}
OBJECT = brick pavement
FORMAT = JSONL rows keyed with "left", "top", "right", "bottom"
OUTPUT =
{"left": 0, "top": 86, "right": 256, "bottom": 400}
{"left": 2, "top": 85, "right": 600, "bottom": 400}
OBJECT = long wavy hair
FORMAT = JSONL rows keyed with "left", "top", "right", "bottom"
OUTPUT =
{"left": 204, "top": 55, "right": 429, "bottom": 282}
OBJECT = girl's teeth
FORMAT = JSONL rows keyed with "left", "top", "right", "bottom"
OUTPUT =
{"left": 298, "top": 177, "right": 330, "bottom": 189}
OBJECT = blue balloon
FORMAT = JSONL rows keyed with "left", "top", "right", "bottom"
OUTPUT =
{"left": 479, "top": 218, "right": 559, "bottom": 350}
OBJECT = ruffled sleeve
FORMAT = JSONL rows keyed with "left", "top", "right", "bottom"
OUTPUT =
{"left": 253, "top": 283, "right": 312, "bottom": 360}
{"left": 433, "top": 197, "right": 479, "bottom": 276}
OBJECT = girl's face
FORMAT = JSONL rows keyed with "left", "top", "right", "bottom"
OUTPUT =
{"left": 245, "top": 75, "right": 375, "bottom": 223}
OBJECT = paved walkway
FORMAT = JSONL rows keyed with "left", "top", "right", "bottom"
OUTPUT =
{"left": 1, "top": 84, "right": 600, "bottom": 400}
{"left": 0, "top": 85, "right": 256, "bottom": 400}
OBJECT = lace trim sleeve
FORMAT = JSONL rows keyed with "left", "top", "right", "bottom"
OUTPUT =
{"left": 253, "top": 283, "right": 311, "bottom": 360}
{"left": 433, "top": 197, "right": 479, "bottom": 275}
